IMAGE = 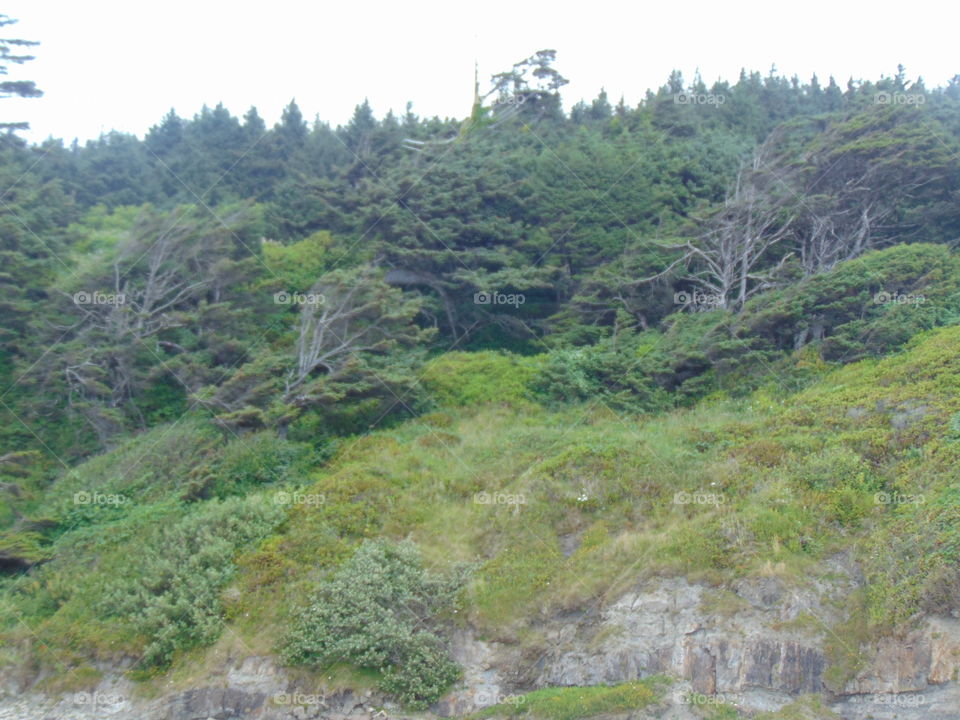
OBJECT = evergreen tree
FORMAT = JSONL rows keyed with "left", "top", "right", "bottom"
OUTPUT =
{"left": 0, "top": 14, "right": 42, "bottom": 130}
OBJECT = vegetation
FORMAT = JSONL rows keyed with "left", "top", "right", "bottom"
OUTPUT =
{"left": 1, "top": 36, "right": 959, "bottom": 717}
{"left": 283, "top": 539, "right": 468, "bottom": 708}
{"left": 472, "top": 678, "right": 666, "bottom": 720}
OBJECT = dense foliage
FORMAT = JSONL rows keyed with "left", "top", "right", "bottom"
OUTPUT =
{"left": 1, "top": 50, "right": 960, "bottom": 713}
{"left": 283, "top": 539, "right": 468, "bottom": 707}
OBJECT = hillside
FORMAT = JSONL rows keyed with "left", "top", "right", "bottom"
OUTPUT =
{"left": 1, "top": 49, "right": 960, "bottom": 720}
{"left": 3, "top": 282, "right": 960, "bottom": 718}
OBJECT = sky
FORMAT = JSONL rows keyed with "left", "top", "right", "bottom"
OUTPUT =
{"left": 3, "top": 0, "right": 958, "bottom": 144}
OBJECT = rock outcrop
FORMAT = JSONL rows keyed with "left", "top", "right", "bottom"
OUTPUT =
{"left": 3, "top": 568, "right": 959, "bottom": 720}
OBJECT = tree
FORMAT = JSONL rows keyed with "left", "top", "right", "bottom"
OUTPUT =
{"left": 203, "top": 265, "right": 434, "bottom": 436}
{"left": 790, "top": 107, "right": 957, "bottom": 274}
{"left": 488, "top": 49, "right": 568, "bottom": 122}
{"left": 285, "top": 266, "right": 427, "bottom": 394}
{"left": 651, "top": 134, "right": 798, "bottom": 312}
{"left": 275, "top": 99, "right": 307, "bottom": 161}
{"left": 0, "top": 14, "right": 42, "bottom": 130}
{"left": 26, "top": 204, "right": 254, "bottom": 446}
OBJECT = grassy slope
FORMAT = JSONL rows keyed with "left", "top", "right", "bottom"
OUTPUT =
{"left": 2, "top": 324, "right": 960, "bottom": 707}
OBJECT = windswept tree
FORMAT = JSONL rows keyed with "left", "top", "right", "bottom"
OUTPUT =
{"left": 487, "top": 49, "right": 568, "bottom": 123}
{"left": 22, "top": 205, "right": 254, "bottom": 446}
{"left": 652, "top": 135, "right": 798, "bottom": 312}
{"left": 203, "top": 265, "right": 434, "bottom": 436}
{"left": 285, "top": 266, "right": 431, "bottom": 400}
{"left": 648, "top": 104, "right": 960, "bottom": 312}
{"left": 790, "top": 107, "right": 958, "bottom": 274}
{"left": 0, "top": 14, "right": 42, "bottom": 130}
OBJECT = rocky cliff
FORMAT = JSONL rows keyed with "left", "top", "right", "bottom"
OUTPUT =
{"left": 3, "top": 564, "right": 959, "bottom": 720}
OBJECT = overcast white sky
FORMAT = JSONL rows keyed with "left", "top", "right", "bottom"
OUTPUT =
{"left": 4, "top": 0, "right": 958, "bottom": 144}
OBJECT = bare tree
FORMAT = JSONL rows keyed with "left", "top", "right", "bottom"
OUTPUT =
{"left": 793, "top": 134, "right": 936, "bottom": 275}
{"left": 649, "top": 140, "right": 798, "bottom": 312}
{"left": 284, "top": 266, "right": 430, "bottom": 403}
{"left": 645, "top": 110, "right": 945, "bottom": 310}
{"left": 54, "top": 206, "right": 246, "bottom": 442}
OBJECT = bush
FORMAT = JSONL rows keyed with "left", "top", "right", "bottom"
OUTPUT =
{"left": 196, "top": 431, "right": 313, "bottom": 499}
{"left": 422, "top": 351, "right": 539, "bottom": 407}
{"left": 283, "top": 539, "right": 468, "bottom": 709}
{"left": 533, "top": 334, "right": 671, "bottom": 413}
{"left": 97, "top": 496, "right": 284, "bottom": 668}
{"left": 49, "top": 417, "right": 220, "bottom": 518}
{"left": 741, "top": 243, "right": 960, "bottom": 362}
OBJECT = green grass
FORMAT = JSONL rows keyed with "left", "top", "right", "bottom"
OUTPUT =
{"left": 752, "top": 695, "right": 843, "bottom": 719}
{"left": 472, "top": 678, "right": 666, "bottom": 720}
{"left": 5, "top": 324, "right": 960, "bottom": 703}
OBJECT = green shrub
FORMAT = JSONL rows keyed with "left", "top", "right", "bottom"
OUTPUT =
{"left": 533, "top": 334, "right": 671, "bottom": 413}
{"left": 47, "top": 417, "right": 220, "bottom": 519}
{"left": 197, "top": 431, "right": 313, "bottom": 499}
{"left": 788, "top": 447, "right": 876, "bottom": 492}
{"left": 97, "top": 496, "right": 284, "bottom": 668}
{"left": 422, "top": 351, "right": 540, "bottom": 408}
{"left": 0, "top": 530, "right": 52, "bottom": 568}
{"left": 283, "top": 539, "right": 468, "bottom": 709}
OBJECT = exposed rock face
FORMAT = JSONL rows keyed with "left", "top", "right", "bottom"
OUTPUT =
{"left": 532, "top": 577, "right": 830, "bottom": 706}
{"left": 165, "top": 687, "right": 266, "bottom": 720}
{"left": 0, "top": 657, "right": 399, "bottom": 720}
{"left": 2, "top": 574, "right": 959, "bottom": 720}
{"left": 433, "top": 630, "right": 507, "bottom": 717}
{"left": 520, "top": 570, "right": 960, "bottom": 718}
{"left": 843, "top": 617, "right": 960, "bottom": 695}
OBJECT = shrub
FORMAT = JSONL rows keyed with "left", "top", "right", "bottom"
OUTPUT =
{"left": 195, "top": 431, "right": 313, "bottom": 499}
{"left": 283, "top": 539, "right": 468, "bottom": 709}
{"left": 422, "top": 351, "right": 539, "bottom": 408}
{"left": 49, "top": 417, "right": 220, "bottom": 518}
{"left": 533, "top": 334, "right": 671, "bottom": 413}
{"left": 97, "top": 496, "right": 284, "bottom": 668}
{"left": 788, "top": 446, "right": 876, "bottom": 492}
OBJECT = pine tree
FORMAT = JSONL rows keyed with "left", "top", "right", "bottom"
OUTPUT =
{"left": 0, "top": 14, "right": 42, "bottom": 130}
